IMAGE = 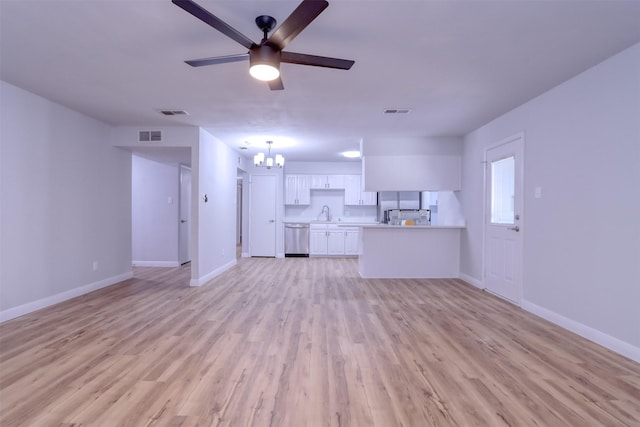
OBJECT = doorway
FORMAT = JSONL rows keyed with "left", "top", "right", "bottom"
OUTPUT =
{"left": 483, "top": 133, "right": 524, "bottom": 304}
{"left": 249, "top": 174, "right": 277, "bottom": 257}
{"left": 179, "top": 164, "right": 192, "bottom": 265}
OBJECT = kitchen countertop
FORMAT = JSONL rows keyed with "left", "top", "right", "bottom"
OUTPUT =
{"left": 282, "top": 219, "right": 464, "bottom": 228}
{"left": 282, "top": 219, "right": 378, "bottom": 225}
{"left": 357, "top": 224, "right": 465, "bottom": 229}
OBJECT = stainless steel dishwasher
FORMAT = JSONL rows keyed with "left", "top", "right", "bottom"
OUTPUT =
{"left": 284, "top": 223, "right": 309, "bottom": 257}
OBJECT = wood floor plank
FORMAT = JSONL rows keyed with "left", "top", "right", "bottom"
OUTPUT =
{"left": 1, "top": 257, "right": 639, "bottom": 426}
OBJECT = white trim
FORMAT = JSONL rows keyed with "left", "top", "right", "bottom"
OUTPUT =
{"left": 241, "top": 252, "right": 251, "bottom": 258}
{"left": 132, "top": 260, "right": 180, "bottom": 267}
{"left": 189, "top": 259, "right": 237, "bottom": 287}
{"left": 522, "top": 300, "right": 640, "bottom": 364}
{"left": 0, "top": 271, "right": 134, "bottom": 323}
{"left": 458, "top": 272, "right": 483, "bottom": 289}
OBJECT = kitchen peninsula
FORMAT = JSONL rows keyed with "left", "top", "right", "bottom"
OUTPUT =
{"left": 357, "top": 224, "right": 464, "bottom": 278}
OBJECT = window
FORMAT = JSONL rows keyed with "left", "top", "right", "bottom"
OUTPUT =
{"left": 491, "top": 156, "right": 515, "bottom": 224}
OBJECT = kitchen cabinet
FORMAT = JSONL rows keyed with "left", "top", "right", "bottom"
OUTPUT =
{"left": 285, "top": 175, "right": 311, "bottom": 205}
{"left": 310, "top": 224, "right": 359, "bottom": 256}
{"left": 344, "top": 175, "right": 377, "bottom": 206}
{"left": 310, "top": 228, "right": 328, "bottom": 254}
{"left": 310, "top": 175, "right": 345, "bottom": 189}
{"left": 343, "top": 228, "right": 361, "bottom": 255}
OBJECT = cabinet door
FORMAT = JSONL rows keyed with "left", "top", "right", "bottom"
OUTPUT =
{"left": 310, "top": 175, "right": 326, "bottom": 189}
{"left": 344, "top": 175, "right": 361, "bottom": 205}
{"left": 361, "top": 190, "right": 378, "bottom": 206}
{"left": 326, "top": 230, "right": 345, "bottom": 255}
{"left": 284, "top": 175, "right": 299, "bottom": 205}
{"left": 344, "top": 229, "right": 360, "bottom": 255}
{"left": 309, "top": 229, "right": 327, "bottom": 255}
{"left": 326, "top": 175, "right": 345, "bottom": 189}
{"left": 296, "top": 175, "right": 311, "bottom": 205}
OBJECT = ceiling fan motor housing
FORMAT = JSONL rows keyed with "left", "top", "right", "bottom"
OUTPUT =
{"left": 250, "top": 45, "right": 281, "bottom": 70}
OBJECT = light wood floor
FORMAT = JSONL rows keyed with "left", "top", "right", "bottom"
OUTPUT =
{"left": 1, "top": 257, "right": 639, "bottom": 426}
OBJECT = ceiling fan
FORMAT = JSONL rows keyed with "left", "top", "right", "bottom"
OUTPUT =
{"left": 172, "top": 0, "right": 355, "bottom": 90}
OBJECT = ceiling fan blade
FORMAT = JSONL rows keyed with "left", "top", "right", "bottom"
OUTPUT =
{"left": 266, "top": 0, "right": 328, "bottom": 51}
{"left": 185, "top": 53, "right": 249, "bottom": 67}
{"left": 172, "top": 0, "right": 256, "bottom": 50}
{"left": 281, "top": 51, "right": 354, "bottom": 70}
{"left": 268, "top": 77, "right": 285, "bottom": 91}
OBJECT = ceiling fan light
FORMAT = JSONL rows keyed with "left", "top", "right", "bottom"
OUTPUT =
{"left": 249, "top": 64, "right": 280, "bottom": 81}
{"left": 249, "top": 45, "right": 281, "bottom": 82}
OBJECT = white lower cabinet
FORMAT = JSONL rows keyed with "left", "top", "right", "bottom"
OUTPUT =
{"left": 310, "top": 225, "right": 360, "bottom": 256}
{"left": 344, "top": 229, "right": 360, "bottom": 255}
{"left": 310, "top": 229, "right": 328, "bottom": 254}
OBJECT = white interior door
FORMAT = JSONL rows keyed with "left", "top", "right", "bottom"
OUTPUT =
{"left": 484, "top": 133, "right": 524, "bottom": 303}
{"left": 250, "top": 175, "right": 277, "bottom": 257}
{"left": 179, "top": 165, "right": 191, "bottom": 265}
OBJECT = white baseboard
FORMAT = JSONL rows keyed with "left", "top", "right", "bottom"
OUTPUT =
{"left": 458, "top": 272, "right": 483, "bottom": 288}
{"left": 522, "top": 300, "right": 640, "bottom": 364}
{"left": 0, "top": 271, "right": 134, "bottom": 323}
{"left": 241, "top": 252, "right": 251, "bottom": 258}
{"left": 190, "top": 259, "right": 237, "bottom": 287}
{"left": 132, "top": 260, "right": 180, "bottom": 267}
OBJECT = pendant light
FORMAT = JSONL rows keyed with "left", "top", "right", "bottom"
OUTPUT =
{"left": 254, "top": 141, "right": 284, "bottom": 169}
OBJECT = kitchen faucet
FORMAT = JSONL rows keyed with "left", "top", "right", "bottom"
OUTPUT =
{"left": 319, "top": 205, "right": 331, "bottom": 221}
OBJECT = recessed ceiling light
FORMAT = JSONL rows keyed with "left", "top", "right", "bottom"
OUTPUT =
{"left": 342, "top": 150, "right": 361, "bottom": 158}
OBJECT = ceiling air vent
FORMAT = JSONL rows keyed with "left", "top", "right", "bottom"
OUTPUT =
{"left": 159, "top": 110, "right": 189, "bottom": 116}
{"left": 139, "top": 130, "right": 162, "bottom": 142}
{"left": 383, "top": 108, "right": 412, "bottom": 114}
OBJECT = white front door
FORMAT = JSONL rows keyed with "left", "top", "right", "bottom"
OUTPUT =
{"left": 179, "top": 165, "right": 191, "bottom": 265}
{"left": 484, "top": 133, "right": 524, "bottom": 304}
{"left": 250, "top": 174, "right": 277, "bottom": 257}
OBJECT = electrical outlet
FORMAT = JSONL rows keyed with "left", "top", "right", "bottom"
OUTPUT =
{"left": 92, "top": 261, "right": 98, "bottom": 271}
{"left": 534, "top": 186, "right": 542, "bottom": 199}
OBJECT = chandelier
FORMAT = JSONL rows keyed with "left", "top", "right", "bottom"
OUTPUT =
{"left": 254, "top": 140, "right": 284, "bottom": 169}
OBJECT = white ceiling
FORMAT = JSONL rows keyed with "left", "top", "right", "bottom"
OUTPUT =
{"left": 2, "top": 0, "right": 640, "bottom": 163}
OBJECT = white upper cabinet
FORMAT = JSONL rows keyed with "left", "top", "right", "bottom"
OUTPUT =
{"left": 344, "top": 175, "right": 377, "bottom": 206}
{"left": 310, "top": 175, "right": 346, "bottom": 189}
{"left": 284, "top": 175, "right": 311, "bottom": 205}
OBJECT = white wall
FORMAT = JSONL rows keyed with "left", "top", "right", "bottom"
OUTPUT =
{"left": 460, "top": 43, "right": 640, "bottom": 360}
{"left": 131, "top": 155, "right": 179, "bottom": 267}
{"left": 111, "top": 126, "right": 241, "bottom": 285}
{"left": 0, "top": 81, "right": 133, "bottom": 320}
{"left": 284, "top": 161, "right": 362, "bottom": 175}
{"left": 193, "top": 129, "right": 239, "bottom": 285}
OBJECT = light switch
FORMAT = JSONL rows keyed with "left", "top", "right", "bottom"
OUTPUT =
{"left": 534, "top": 187, "right": 542, "bottom": 199}
{"left": 168, "top": 196, "right": 174, "bottom": 204}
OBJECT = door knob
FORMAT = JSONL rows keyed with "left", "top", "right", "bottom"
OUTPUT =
{"left": 508, "top": 226, "right": 520, "bottom": 232}
{"left": 269, "top": 219, "right": 275, "bottom": 223}
{"left": 180, "top": 220, "right": 187, "bottom": 223}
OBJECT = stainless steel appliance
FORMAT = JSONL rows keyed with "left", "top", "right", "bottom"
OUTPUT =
{"left": 377, "top": 191, "right": 421, "bottom": 222}
{"left": 284, "top": 223, "right": 309, "bottom": 257}
{"left": 383, "top": 209, "right": 431, "bottom": 225}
